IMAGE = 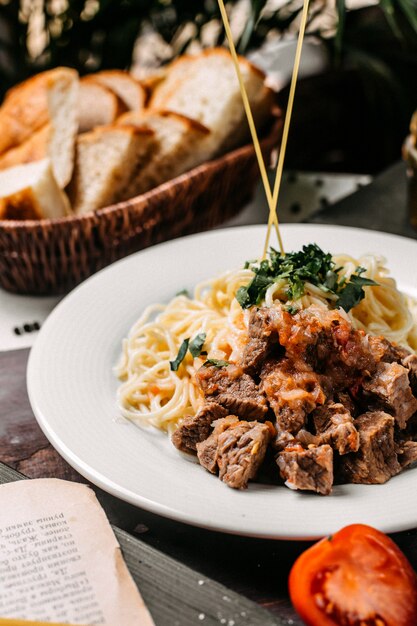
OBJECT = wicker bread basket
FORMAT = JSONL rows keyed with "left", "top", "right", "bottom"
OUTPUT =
{"left": 0, "top": 116, "right": 282, "bottom": 295}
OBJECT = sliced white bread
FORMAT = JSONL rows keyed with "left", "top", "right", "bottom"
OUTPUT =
{"left": 150, "top": 48, "right": 274, "bottom": 158}
{"left": 88, "top": 70, "right": 146, "bottom": 111}
{"left": 117, "top": 110, "right": 210, "bottom": 194}
{"left": 0, "top": 159, "right": 70, "bottom": 220}
{"left": 0, "top": 120, "right": 76, "bottom": 189}
{"left": 136, "top": 67, "right": 167, "bottom": 102}
{"left": 78, "top": 79, "right": 127, "bottom": 133}
{"left": 69, "top": 125, "right": 156, "bottom": 215}
{"left": 0, "top": 67, "right": 79, "bottom": 160}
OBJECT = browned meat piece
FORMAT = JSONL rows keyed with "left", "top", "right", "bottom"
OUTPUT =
{"left": 341, "top": 411, "right": 400, "bottom": 484}
{"left": 195, "top": 363, "right": 268, "bottom": 420}
{"left": 363, "top": 362, "right": 417, "bottom": 429}
{"left": 402, "top": 353, "right": 417, "bottom": 394}
{"left": 369, "top": 335, "right": 409, "bottom": 363}
{"left": 335, "top": 391, "right": 357, "bottom": 416}
{"left": 313, "top": 402, "right": 359, "bottom": 455}
{"left": 196, "top": 417, "right": 271, "bottom": 489}
{"left": 276, "top": 444, "right": 334, "bottom": 495}
{"left": 273, "top": 423, "right": 297, "bottom": 451}
{"left": 196, "top": 416, "right": 238, "bottom": 473}
{"left": 260, "top": 358, "right": 326, "bottom": 434}
{"left": 397, "top": 441, "right": 417, "bottom": 469}
{"left": 240, "top": 307, "right": 279, "bottom": 374}
{"left": 369, "top": 336, "right": 417, "bottom": 393}
{"left": 171, "top": 403, "right": 228, "bottom": 453}
{"left": 264, "top": 305, "right": 380, "bottom": 393}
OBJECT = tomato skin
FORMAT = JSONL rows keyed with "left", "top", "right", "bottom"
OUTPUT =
{"left": 289, "top": 524, "right": 417, "bottom": 626}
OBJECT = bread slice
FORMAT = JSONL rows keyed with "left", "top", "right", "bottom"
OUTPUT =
{"left": 0, "top": 117, "right": 78, "bottom": 189}
{"left": 69, "top": 125, "right": 156, "bottom": 215}
{"left": 0, "top": 67, "right": 79, "bottom": 161}
{"left": 117, "top": 110, "right": 210, "bottom": 194}
{"left": 150, "top": 48, "right": 274, "bottom": 158}
{"left": 87, "top": 70, "right": 146, "bottom": 112}
{"left": 0, "top": 159, "right": 70, "bottom": 220}
{"left": 78, "top": 79, "right": 126, "bottom": 133}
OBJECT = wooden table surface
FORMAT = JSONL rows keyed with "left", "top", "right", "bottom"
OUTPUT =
{"left": 2, "top": 160, "right": 417, "bottom": 625}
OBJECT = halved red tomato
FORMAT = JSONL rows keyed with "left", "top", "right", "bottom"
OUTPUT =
{"left": 289, "top": 524, "right": 417, "bottom": 626}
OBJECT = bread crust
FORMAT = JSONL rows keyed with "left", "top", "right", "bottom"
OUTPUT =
{"left": 87, "top": 70, "right": 147, "bottom": 111}
{"left": 118, "top": 109, "right": 210, "bottom": 136}
{"left": 0, "top": 67, "right": 78, "bottom": 155}
{"left": 0, "top": 188, "right": 43, "bottom": 220}
{"left": 78, "top": 79, "right": 128, "bottom": 132}
{"left": 150, "top": 47, "right": 267, "bottom": 109}
{"left": 0, "top": 125, "right": 51, "bottom": 172}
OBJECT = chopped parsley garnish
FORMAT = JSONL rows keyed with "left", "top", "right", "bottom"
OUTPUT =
{"left": 176, "top": 289, "right": 190, "bottom": 297}
{"left": 203, "top": 359, "right": 230, "bottom": 368}
{"left": 336, "top": 268, "right": 378, "bottom": 312}
{"left": 170, "top": 333, "right": 207, "bottom": 371}
{"left": 285, "top": 304, "right": 299, "bottom": 315}
{"left": 189, "top": 333, "right": 207, "bottom": 358}
{"left": 236, "top": 244, "right": 378, "bottom": 313}
{"left": 170, "top": 338, "right": 189, "bottom": 371}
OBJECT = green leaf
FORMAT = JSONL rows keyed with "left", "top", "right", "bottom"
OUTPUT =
{"left": 189, "top": 333, "right": 207, "bottom": 358}
{"left": 285, "top": 304, "right": 299, "bottom": 315}
{"left": 380, "top": 0, "right": 403, "bottom": 40}
{"left": 236, "top": 273, "right": 274, "bottom": 309}
{"left": 176, "top": 289, "right": 190, "bottom": 297}
{"left": 336, "top": 273, "right": 378, "bottom": 312}
{"left": 170, "top": 338, "right": 189, "bottom": 371}
{"left": 397, "top": 0, "right": 417, "bottom": 36}
{"left": 335, "top": 0, "right": 346, "bottom": 61}
{"left": 202, "top": 359, "right": 230, "bottom": 368}
{"left": 238, "top": 0, "right": 268, "bottom": 53}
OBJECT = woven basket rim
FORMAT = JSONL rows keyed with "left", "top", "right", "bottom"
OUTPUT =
{"left": 0, "top": 113, "right": 282, "bottom": 232}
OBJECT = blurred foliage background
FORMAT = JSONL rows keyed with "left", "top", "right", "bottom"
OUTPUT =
{"left": 0, "top": 0, "right": 416, "bottom": 172}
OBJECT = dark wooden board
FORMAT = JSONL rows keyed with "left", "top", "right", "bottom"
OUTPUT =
{"left": 0, "top": 462, "right": 294, "bottom": 626}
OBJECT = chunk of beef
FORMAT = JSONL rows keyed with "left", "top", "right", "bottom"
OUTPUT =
{"left": 196, "top": 416, "right": 237, "bottom": 473}
{"left": 341, "top": 411, "right": 400, "bottom": 484}
{"left": 369, "top": 336, "right": 417, "bottom": 394}
{"left": 335, "top": 391, "right": 357, "bottom": 417}
{"left": 171, "top": 403, "right": 228, "bottom": 453}
{"left": 273, "top": 423, "right": 297, "bottom": 451}
{"left": 196, "top": 417, "right": 271, "bottom": 489}
{"left": 369, "top": 335, "right": 409, "bottom": 363}
{"left": 260, "top": 358, "right": 326, "bottom": 434}
{"left": 240, "top": 307, "right": 279, "bottom": 374}
{"left": 276, "top": 444, "right": 334, "bottom": 495}
{"left": 363, "top": 362, "right": 417, "bottom": 429}
{"left": 397, "top": 441, "right": 417, "bottom": 469}
{"left": 271, "top": 305, "right": 379, "bottom": 391}
{"left": 402, "top": 353, "right": 417, "bottom": 395}
{"left": 195, "top": 364, "right": 268, "bottom": 420}
{"left": 313, "top": 402, "right": 359, "bottom": 455}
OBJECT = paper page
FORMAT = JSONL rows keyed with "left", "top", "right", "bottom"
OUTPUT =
{"left": 0, "top": 479, "right": 154, "bottom": 626}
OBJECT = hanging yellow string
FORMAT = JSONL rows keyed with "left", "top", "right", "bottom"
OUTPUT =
{"left": 217, "top": 0, "right": 310, "bottom": 259}
{"left": 264, "top": 0, "right": 310, "bottom": 258}
{"left": 217, "top": 0, "right": 283, "bottom": 253}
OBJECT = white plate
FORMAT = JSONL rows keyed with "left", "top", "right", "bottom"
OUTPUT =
{"left": 27, "top": 224, "right": 417, "bottom": 539}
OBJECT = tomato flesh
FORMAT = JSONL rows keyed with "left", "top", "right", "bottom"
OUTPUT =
{"left": 289, "top": 524, "right": 417, "bottom": 626}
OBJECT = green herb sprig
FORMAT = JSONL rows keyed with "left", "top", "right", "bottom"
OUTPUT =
{"left": 236, "top": 244, "right": 378, "bottom": 313}
{"left": 202, "top": 359, "right": 230, "bottom": 368}
{"left": 169, "top": 333, "right": 207, "bottom": 371}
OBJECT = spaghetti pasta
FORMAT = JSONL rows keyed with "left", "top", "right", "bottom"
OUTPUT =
{"left": 116, "top": 253, "right": 417, "bottom": 432}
